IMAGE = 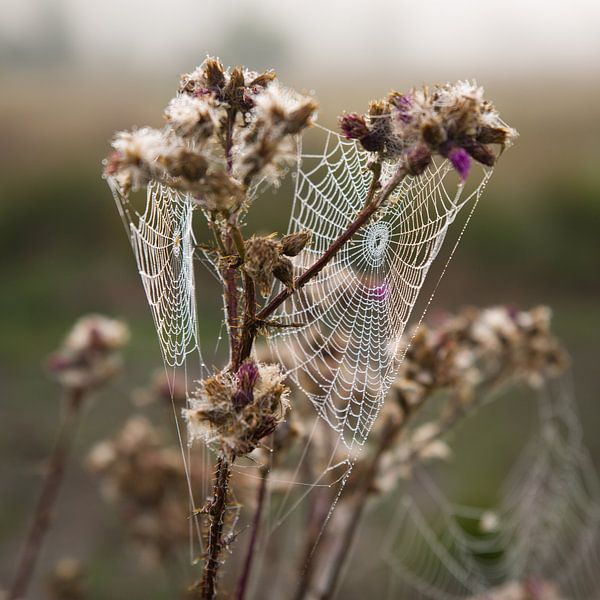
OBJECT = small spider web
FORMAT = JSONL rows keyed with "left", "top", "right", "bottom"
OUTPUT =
{"left": 109, "top": 178, "right": 204, "bottom": 379}
{"left": 109, "top": 177, "right": 209, "bottom": 561}
{"left": 378, "top": 377, "right": 600, "bottom": 600}
{"left": 269, "top": 124, "right": 493, "bottom": 450}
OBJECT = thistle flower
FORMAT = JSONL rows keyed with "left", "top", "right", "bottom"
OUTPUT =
{"left": 184, "top": 362, "right": 290, "bottom": 457}
{"left": 235, "top": 82, "right": 318, "bottom": 185}
{"left": 280, "top": 230, "right": 312, "bottom": 257}
{"left": 87, "top": 416, "right": 198, "bottom": 565}
{"left": 340, "top": 80, "right": 517, "bottom": 181}
{"left": 392, "top": 305, "right": 568, "bottom": 411}
{"left": 47, "top": 315, "right": 129, "bottom": 392}
{"left": 179, "top": 56, "right": 276, "bottom": 114}
{"left": 164, "top": 94, "right": 216, "bottom": 144}
{"left": 104, "top": 127, "right": 167, "bottom": 194}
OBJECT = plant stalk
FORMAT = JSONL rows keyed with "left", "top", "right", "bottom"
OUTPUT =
{"left": 8, "top": 389, "right": 83, "bottom": 600}
{"left": 200, "top": 455, "right": 232, "bottom": 600}
{"left": 234, "top": 466, "right": 269, "bottom": 600}
{"left": 316, "top": 417, "right": 402, "bottom": 600}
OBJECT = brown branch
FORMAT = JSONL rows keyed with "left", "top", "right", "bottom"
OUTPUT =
{"left": 236, "top": 271, "right": 257, "bottom": 369}
{"left": 8, "top": 390, "right": 83, "bottom": 600}
{"left": 199, "top": 455, "right": 232, "bottom": 600}
{"left": 234, "top": 466, "right": 269, "bottom": 600}
{"left": 293, "top": 484, "right": 333, "bottom": 600}
{"left": 316, "top": 373, "right": 515, "bottom": 599}
{"left": 257, "top": 161, "right": 397, "bottom": 323}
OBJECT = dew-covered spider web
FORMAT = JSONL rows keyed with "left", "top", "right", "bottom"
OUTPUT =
{"left": 109, "top": 177, "right": 208, "bottom": 560}
{"left": 369, "top": 376, "right": 600, "bottom": 600}
{"left": 268, "top": 124, "right": 493, "bottom": 450}
{"left": 109, "top": 178, "right": 204, "bottom": 377}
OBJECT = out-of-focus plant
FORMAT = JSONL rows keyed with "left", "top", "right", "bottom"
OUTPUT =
{"left": 7, "top": 315, "right": 129, "bottom": 600}
{"left": 47, "top": 558, "right": 85, "bottom": 600}
{"left": 467, "top": 577, "right": 564, "bottom": 600}
{"left": 78, "top": 305, "right": 568, "bottom": 599}
{"left": 266, "top": 305, "right": 568, "bottom": 599}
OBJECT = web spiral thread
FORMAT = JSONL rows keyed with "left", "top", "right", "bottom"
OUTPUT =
{"left": 269, "top": 125, "right": 493, "bottom": 449}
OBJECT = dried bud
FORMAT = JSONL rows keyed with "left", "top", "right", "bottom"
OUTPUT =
{"left": 285, "top": 99, "right": 319, "bottom": 134}
{"left": 203, "top": 57, "right": 226, "bottom": 91}
{"left": 462, "top": 139, "right": 496, "bottom": 167}
{"left": 421, "top": 117, "right": 446, "bottom": 148}
{"left": 281, "top": 230, "right": 311, "bottom": 256}
{"left": 368, "top": 100, "right": 387, "bottom": 117}
{"left": 476, "top": 125, "right": 509, "bottom": 145}
{"left": 244, "top": 235, "right": 281, "bottom": 297}
{"left": 339, "top": 113, "right": 370, "bottom": 140}
{"left": 193, "top": 169, "right": 245, "bottom": 213}
{"left": 272, "top": 256, "right": 294, "bottom": 290}
{"left": 162, "top": 149, "right": 208, "bottom": 181}
{"left": 224, "top": 67, "right": 246, "bottom": 109}
{"left": 249, "top": 71, "right": 277, "bottom": 88}
{"left": 405, "top": 144, "right": 433, "bottom": 176}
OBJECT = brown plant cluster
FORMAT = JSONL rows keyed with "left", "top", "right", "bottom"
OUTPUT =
{"left": 184, "top": 361, "right": 290, "bottom": 458}
{"left": 393, "top": 305, "right": 568, "bottom": 413}
{"left": 243, "top": 230, "right": 311, "bottom": 296}
{"left": 340, "top": 81, "right": 517, "bottom": 181}
{"left": 46, "top": 314, "right": 130, "bottom": 393}
{"left": 104, "top": 57, "right": 317, "bottom": 214}
{"left": 87, "top": 416, "right": 193, "bottom": 565}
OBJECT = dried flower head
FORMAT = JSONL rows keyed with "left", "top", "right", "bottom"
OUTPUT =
{"left": 184, "top": 362, "right": 290, "bottom": 457}
{"left": 87, "top": 416, "right": 198, "bottom": 565}
{"left": 340, "top": 80, "right": 517, "bottom": 182}
{"left": 243, "top": 235, "right": 281, "bottom": 296}
{"left": 280, "top": 230, "right": 312, "bottom": 257}
{"left": 392, "top": 305, "right": 568, "bottom": 411}
{"left": 164, "top": 94, "right": 216, "bottom": 144}
{"left": 47, "top": 558, "right": 84, "bottom": 600}
{"left": 235, "top": 82, "right": 317, "bottom": 185}
{"left": 47, "top": 315, "right": 129, "bottom": 392}
{"left": 104, "top": 127, "right": 167, "bottom": 194}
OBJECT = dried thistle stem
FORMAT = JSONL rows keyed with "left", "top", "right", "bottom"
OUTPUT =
{"left": 256, "top": 160, "right": 392, "bottom": 324}
{"left": 199, "top": 455, "right": 233, "bottom": 600}
{"left": 234, "top": 465, "right": 269, "bottom": 600}
{"left": 8, "top": 389, "right": 83, "bottom": 600}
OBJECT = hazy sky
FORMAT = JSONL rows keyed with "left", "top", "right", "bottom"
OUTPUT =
{"left": 2, "top": 0, "right": 600, "bottom": 78}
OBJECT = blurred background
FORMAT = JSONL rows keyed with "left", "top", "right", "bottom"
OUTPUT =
{"left": 1, "top": 0, "right": 599, "bottom": 597}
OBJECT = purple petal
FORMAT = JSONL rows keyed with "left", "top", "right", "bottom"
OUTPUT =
{"left": 448, "top": 147, "right": 471, "bottom": 183}
{"left": 234, "top": 360, "right": 259, "bottom": 408}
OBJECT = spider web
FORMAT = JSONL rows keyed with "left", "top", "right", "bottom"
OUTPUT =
{"left": 269, "top": 124, "right": 493, "bottom": 450}
{"left": 109, "top": 178, "right": 203, "bottom": 376}
{"left": 377, "top": 377, "right": 600, "bottom": 600}
{"left": 109, "top": 177, "right": 209, "bottom": 561}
